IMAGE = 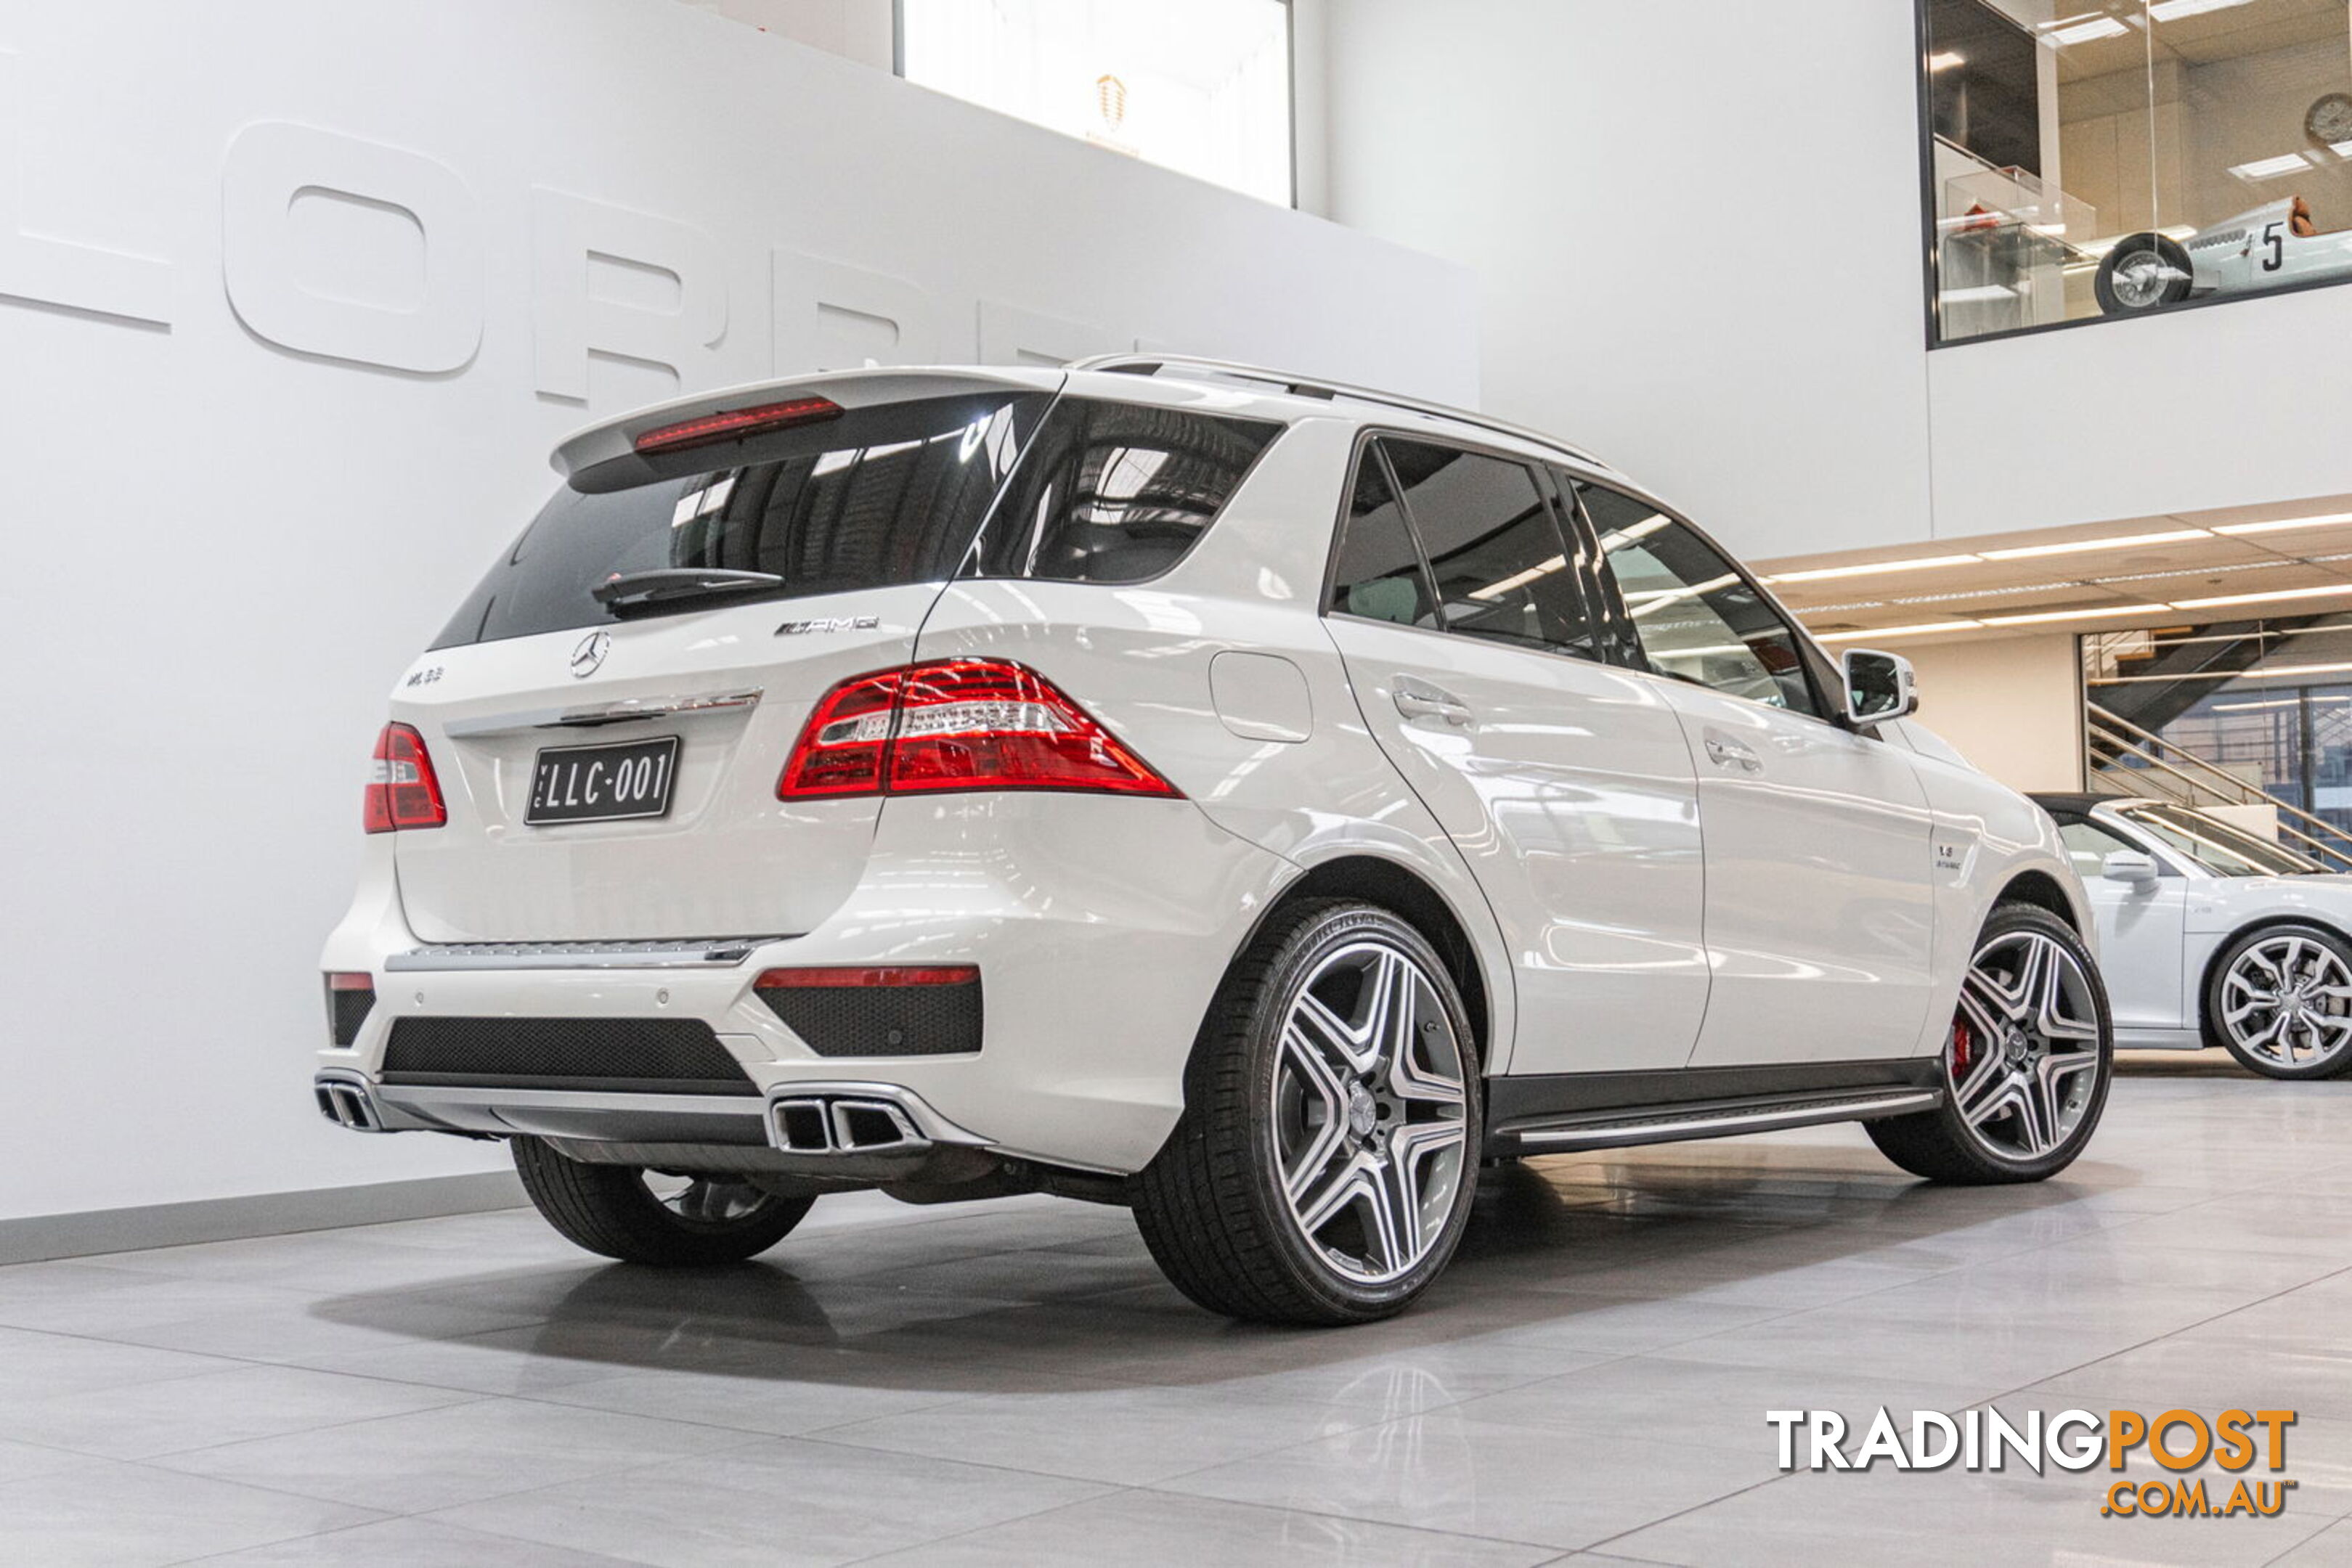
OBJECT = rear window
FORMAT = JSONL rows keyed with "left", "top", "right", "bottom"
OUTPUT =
{"left": 433, "top": 393, "right": 1282, "bottom": 648}
{"left": 972, "top": 399, "right": 1282, "bottom": 584}
{"left": 431, "top": 393, "right": 1050, "bottom": 649}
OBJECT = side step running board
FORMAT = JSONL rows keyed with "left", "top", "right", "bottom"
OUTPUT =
{"left": 1494, "top": 1087, "right": 1942, "bottom": 1156}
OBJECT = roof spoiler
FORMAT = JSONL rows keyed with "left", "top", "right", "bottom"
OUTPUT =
{"left": 551, "top": 367, "right": 1063, "bottom": 492}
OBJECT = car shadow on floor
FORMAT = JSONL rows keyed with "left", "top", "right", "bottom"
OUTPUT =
{"left": 304, "top": 1145, "right": 2147, "bottom": 1395}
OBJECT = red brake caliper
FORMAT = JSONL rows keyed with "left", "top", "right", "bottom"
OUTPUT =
{"left": 1950, "top": 1016, "right": 1975, "bottom": 1077}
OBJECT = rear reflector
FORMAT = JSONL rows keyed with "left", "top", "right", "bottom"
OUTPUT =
{"left": 754, "top": 966, "right": 979, "bottom": 989}
{"left": 325, "top": 974, "right": 375, "bottom": 1048}
{"left": 633, "top": 396, "right": 843, "bottom": 456}
{"left": 777, "top": 658, "right": 1180, "bottom": 800}
{"left": 364, "top": 722, "right": 447, "bottom": 833}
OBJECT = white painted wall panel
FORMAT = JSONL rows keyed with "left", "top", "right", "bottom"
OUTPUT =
{"left": 0, "top": 0, "right": 1475, "bottom": 1222}
{"left": 1322, "top": 0, "right": 1937, "bottom": 560}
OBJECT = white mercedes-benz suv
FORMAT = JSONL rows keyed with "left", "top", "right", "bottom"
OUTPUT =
{"left": 317, "top": 356, "right": 2111, "bottom": 1324}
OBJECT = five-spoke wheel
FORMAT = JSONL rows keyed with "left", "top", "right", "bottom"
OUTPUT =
{"left": 2207, "top": 925, "right": 2352, "bottom": 1079}
{"left": 1134, "top": 899, "right": 1482, "bottom": 1325}
{"left": 1947, "top": 925, "right": 2105, "bottom": 1160}
{"left": 1272, "top": 939, "right": 1470, "bottom": 1286}
{"left": 1869, "top": 903, "right": 2113, "bottom": 1183}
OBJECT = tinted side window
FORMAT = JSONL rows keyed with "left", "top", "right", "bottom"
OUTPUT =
{"left": 1577, "top": 481, "right": 1820, "bottom": 718}
{"left": 974, "top": 398, "right": 1281, "bottom": 584}
{"left": 1383, "top": 441, "right": 1595, "bottom": 658}
{"left": 1327, "top": 446, "right": 1436, "bottom": 627}
{"left": 432, "top": 393, "right": 1046, "bottom": 649}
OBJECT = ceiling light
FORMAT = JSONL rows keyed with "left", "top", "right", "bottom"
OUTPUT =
{"left": 1979, "top": 528, "right": 2208, "bottom": 560}
{"left": 1940, "top": 285, "right": 2019, "bottom": 305}
{"left": 2207, "top": 695, "right": 2352, "bottom": 712}
{"left": 2170, "top": 583, "right": 2352, "bottom": 610}
{"left": 1764, "top": 553, "right": 1983, "bottom": 585}
{"left": 2149, "top": 0, "right": 2257, "bottom": 17}
{"left": 1927, "top": 50, "right": 1966, "bottom": 71}
{"left": 2046, "top": 17, "right": 2129, "bottom": 45}
{"left": 1817, "top": 621, "right": 1982, "bottom": 642}
{"left": 2213, "top": 512, "right": 2352, "bottom": 536}
{"left": 1978, "top": 603, "right": 2176, "bottom": 626}
{"left": 2231, "top": 154, "right": 2314, "bottom": 181}
{"left": 1471, "top": 555, "right": 1566, "bottom": 602}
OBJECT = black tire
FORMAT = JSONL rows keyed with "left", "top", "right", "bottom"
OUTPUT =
{"left": 1868, "top": 903, "right": 2113, "bottom": 1185}
{"left": 511, "top": 1138, "right": 815, "bottom": 1265}
{"left": 2202, "top": 922, "right": 2352, "bottom": 1080}
{"left": 1133, "top": 899, "right": 1483, "bottom": 1326}
{"left": 2095, "top": 232, "right": 2194, "bottom": 314}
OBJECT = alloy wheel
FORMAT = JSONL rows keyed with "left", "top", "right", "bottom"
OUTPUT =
{"left": 2221, "top": 934, "right": 2352, "bottom": 1070}
{"left": 1948, "top": 928, "right": 2103, "bottom": 1160}
{"left": 1271, "top": 939, "right": 1470, "bottom": 1285}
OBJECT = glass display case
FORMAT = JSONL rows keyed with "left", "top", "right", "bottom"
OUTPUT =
{"left": 1923, "top": 0, "right": 2352, "bottom": 344}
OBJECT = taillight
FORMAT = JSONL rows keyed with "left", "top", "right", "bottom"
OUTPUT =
{"left": 777, "top": 659, "right": 1180, "bottom": 801}
{"left": 632, "top": 396, "right": 842, "bottom": 456}
{"left": 364, "top": 722, "right": 447, "bottom": 833}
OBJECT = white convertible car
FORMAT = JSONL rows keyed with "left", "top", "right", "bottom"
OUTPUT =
{"left": 2096, "top": 196, "right": 2352, "bottom": 315}
{"left": 2036, "top": 793, "right": 2352, "bottom": 1079}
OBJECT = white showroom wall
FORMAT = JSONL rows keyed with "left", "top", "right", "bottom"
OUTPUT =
{"left": 0, "top": 0, "right": 1476, "bottom": 1226}
{"left": 1322, "top": 0, "right": 2352, "bottom": 558}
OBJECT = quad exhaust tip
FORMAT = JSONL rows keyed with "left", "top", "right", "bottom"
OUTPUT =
{"left": 769, "top": 1095, "right": 929, "bottom": 1155}
{"left": 314, "top": 1074, "right": 386, "bottom": 1132}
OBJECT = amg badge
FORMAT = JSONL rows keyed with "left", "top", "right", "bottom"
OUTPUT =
{"left": 776, "top": 615, "right": 880, "bottom": 637}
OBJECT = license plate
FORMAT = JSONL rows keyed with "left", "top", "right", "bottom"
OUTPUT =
{"left": 526, "top": 736, "right": 680, "bottom": 825}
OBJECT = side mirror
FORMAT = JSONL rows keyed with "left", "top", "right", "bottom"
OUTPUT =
{"left": 1842, "top": 648, "right": 1918, "bottom": 726}
{"left": 2103, "top": 850, "right": 2161, "bottom": 892}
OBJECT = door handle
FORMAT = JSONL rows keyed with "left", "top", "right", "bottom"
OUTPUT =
{"left": 1393, "top": 679, "right": 1474, "bottom": 727}
{"left": 1704, "top": 734, "right": 1762, "bottom": 773}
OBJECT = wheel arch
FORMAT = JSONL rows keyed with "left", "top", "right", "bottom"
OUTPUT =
{"left": 1997, "top": 869, "right": 2081, "bottom": 932}
{"left": 1249, "top": 854, "right": 1497, "bottom": 1071}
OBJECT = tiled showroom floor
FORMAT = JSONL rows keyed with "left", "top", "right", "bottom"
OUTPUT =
{"left": 4, "top": 1053, "right": 2351, "bottom": 1566}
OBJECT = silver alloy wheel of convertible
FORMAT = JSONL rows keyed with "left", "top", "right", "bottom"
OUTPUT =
{"left": 2219, "top": 934, "right": 2352, "bottom": 1070}
{"left": 2110, "top": 250, "right": 2174, "bottom": 309}
{"left": 1271, "top": 939, "right": 1470, "bottom": 1285}
{"left": 1948, "top": 928, "right": 2104, "bottom": 1160}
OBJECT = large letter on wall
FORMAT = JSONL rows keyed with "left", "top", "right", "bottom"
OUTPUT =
{"left": 533, "top": 189, "right": 727, "bottom": 401}
{"left": 773, "top": 250, "right": 940, "bottom": 372}
{"left": 221, "top": 122, "right": 483, "bottom": 373}
{"left": 977, "top": 300, "right": 1118, "bottom": 368}
{"left": 0, "top": 52, "right": 171, "bottom": 324}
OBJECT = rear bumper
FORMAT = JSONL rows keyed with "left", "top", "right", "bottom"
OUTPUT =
{"left": 317, "top": 793, "right": 1295, "bottom": 1175}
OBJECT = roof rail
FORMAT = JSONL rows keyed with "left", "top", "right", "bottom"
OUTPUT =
{"left": 1067, "top": 354, "right": 1609, "bottom": 470}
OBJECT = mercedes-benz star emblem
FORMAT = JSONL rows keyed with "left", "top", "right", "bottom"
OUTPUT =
{"left": 569, "top": 630, "right": 611, "bottom": 679}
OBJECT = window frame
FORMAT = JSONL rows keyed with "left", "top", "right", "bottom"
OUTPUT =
{"left": 893, "top": 0, "right": 1301, "bottom": 211}
{"left": 1560, "top": 467, "right": 1847, "bottom": 727}
{"left": 1318, "top": 427, "right": 1608, "bottom": 667}
{"left": 1912, "top": 0, "right": 2352, "bottom": 351}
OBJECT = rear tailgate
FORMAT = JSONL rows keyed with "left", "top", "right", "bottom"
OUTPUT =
{"left": 389, "top": 370, "right": 1060, "bottom": 943}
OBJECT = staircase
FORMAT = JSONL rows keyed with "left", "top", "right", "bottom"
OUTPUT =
{"left": 2084, "top": 704, "right": 2352, "bottom": 872}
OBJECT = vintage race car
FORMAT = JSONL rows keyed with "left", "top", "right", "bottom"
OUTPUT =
{"left": 2096, "top": 196, "right": 2352, "bottom": 314}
